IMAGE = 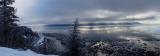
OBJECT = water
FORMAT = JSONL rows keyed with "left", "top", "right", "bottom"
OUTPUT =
{"left": 29, "top": 24, "right": 160, "bottom": 47}
{"left": 31, "top": 24, "right": 160, "bottom": 34}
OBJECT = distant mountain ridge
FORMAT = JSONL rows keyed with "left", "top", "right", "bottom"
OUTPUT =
{"left": 45, "top": 22, "right": 141, "bottom": 27}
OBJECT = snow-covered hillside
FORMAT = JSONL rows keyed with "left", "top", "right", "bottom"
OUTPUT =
{"left": 0, "top": 47, "right": 58, "bottom": 56}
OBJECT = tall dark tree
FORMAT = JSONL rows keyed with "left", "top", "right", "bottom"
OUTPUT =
{"left": 67, "top": 19, "right": 81, "bottom": 56}
{"left": 0, "top": 0, "right": 18, "bottom": 46}
{"left": 0, "top": 0, "right": 39, "bottom": 49}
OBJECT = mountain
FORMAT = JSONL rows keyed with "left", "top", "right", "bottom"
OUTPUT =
{"left": 45, "top": 22, "right": 141, "bottom": 27}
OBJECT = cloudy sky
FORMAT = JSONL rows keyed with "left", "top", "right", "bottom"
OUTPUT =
{"left": 14, "top": 0, "right": 160, "bottom": 25}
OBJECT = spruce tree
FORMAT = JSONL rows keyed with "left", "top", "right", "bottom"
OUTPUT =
{"left": 68, "top": 19, "right": 81, "bottom": 56}
{"left": 0, "top": 0, "right": 39, "bottom": 49}
{"left": 0, "top": 0, "right": 18, "bottom": 46}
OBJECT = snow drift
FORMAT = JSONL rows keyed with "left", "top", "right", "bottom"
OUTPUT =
{"left": 0, "top": 47, "right": 58, "bottom": 56}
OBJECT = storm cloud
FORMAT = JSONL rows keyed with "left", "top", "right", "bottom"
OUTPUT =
{"left": 15, "top": 0, "right": 160, "bottom": 24}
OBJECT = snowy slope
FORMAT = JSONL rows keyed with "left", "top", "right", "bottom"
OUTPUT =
{"left": 0, "top": 47, "right": 58, "bottom": 56}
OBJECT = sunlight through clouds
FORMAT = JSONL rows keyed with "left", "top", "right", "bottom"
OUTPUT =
{"left": 14, "top": 0, "right": 37, "bottom": 15}
{"left": 84, "top": 10, "right": 121, "bottom": 18}
{"left": 126, "top": 11, "right": 156, "bottom": 19}
{"left": 13, "top": 0, "right": 38, "bottom": 24}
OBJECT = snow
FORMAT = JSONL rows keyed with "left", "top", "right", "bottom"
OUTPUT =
{"left": 34, "top": 33, "right": 45, "bottom": 47}
{"left": 0, "top": 47, "right": 58, "bottom": 56}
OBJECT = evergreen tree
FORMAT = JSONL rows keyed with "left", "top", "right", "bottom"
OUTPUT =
{"left": 67, "top": 19, "right": 81, "bottom": 56}
{"left": 0, "top": 0, "right": 39, "bottom": 49}
{"left": 0, "top": 0, "right": 18, "bottom": 46}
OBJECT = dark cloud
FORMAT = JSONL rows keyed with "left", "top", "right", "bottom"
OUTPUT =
{"left": 26, "top": 0, "right": 160, "bottom": 24}
{"left": 123, "top": 16, "right": 156, "bottom": 21}
{"left": 92, "top": 0, "right": 160, "bottom": 11}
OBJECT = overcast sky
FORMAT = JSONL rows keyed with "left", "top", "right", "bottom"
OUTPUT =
{"left": 14, "top": 0, "right": 160, "bottom": 25}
